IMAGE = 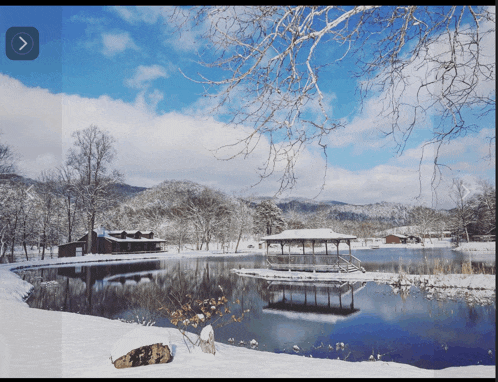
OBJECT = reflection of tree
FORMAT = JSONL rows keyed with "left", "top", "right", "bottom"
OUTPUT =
{"left": 20, "top": 257, "right": 269, "bottom": 326}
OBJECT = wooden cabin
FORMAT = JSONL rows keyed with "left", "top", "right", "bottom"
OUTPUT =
{"left": 261, "top": 229, "right": 363, "bottom": 273}
{"left": 385, "top": 234, "right": 408, "bottom": 244}
{"left": 58, "top": 229, "right": 166, "bottom": 257}
{"left": 385, "top": 234, "right": 421, "bottom": 244}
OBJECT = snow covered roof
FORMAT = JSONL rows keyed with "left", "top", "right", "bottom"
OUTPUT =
{"left": 107, "top": 230, "right": 153, "bottom": 235}
{"left": 104, "top": 236, "right": 165, "bottom": 243}
{"left": 262, "top": 229, "right": 356, "bottom": 242}
{"left": 386, "top": 234, "right": 408, "bottom": 239}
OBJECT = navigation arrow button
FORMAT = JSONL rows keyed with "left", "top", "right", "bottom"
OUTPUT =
{"left": 19, "top": 36, "right": 28, "bottom": 51}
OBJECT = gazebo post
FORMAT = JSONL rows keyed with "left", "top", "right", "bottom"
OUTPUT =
{"left": 348, "top": 239, "right": 351, "bottom": 263}
{"left": 302, "top": 240, "right": 305, "bottom": 255}
{"left": 288, "top": 241, "right": 291, "bottom": 270}
{"left": 336, "top": 240, "right": 340, "bottom": 272}
{"left": 312, "top": 240, "right": 315, "bottom": 272}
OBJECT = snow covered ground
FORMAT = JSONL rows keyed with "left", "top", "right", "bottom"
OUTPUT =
{"left": 0, "top": 252, "right": 495, "bottom": 378}
{"left": 452, "top": 242, "right": 496, "bottom": 253}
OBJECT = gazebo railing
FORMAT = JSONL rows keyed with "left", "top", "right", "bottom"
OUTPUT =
{"left": 267, "top": 254, "right": 362, "bottom": 273}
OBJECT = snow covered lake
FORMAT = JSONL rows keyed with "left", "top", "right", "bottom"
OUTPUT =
{"left": 14, "top": 249, "right": 496, "bottom": 371}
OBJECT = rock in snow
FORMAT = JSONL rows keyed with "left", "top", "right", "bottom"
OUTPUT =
{"left": 113, "top": 343, "right": 172, "bottom": 369}
{"left": 110, "top": 327, "right": 172, "bottom": 368}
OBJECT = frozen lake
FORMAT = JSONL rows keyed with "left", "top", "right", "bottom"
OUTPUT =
{"left": 16, "top": 248, "right": 495, "bottom": 370}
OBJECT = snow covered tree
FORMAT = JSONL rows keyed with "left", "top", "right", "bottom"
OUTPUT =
{"left": 0, "top": 181, "right": 29, "bottom": 262}
{"left": 183, "top": 187, "right": 232, "bottom": 251}
{"left": 0, "top": 136, "right": 16, "bottom": 175}
{"left": 253, "top": 199, "right": 285, "bottom": 236}
{"left": 231, "top": 199, "right": 254, "bottom": 253}
{"left": 468, "top": 179, "right": 496, "bottom": 237}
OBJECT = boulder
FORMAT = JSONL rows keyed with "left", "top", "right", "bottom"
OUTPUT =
{"left": 113, "top": 343, "right": 172, "bottom": 369}
{"left": 111, "top": 327, "right": 172, "bottom": 369}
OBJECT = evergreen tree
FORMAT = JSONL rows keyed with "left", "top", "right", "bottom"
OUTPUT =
{"left": 253, "top": 200, "right": 286, "bottom": 236}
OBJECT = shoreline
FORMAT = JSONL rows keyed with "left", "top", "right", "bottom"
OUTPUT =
{"left": 0, "top": 253, "right": 495, "bottom": 378}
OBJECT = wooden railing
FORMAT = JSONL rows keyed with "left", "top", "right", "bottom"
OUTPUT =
{"left": 267, "top": 254, "right": 362, "bottom": 273}
{"left": 110, "top": 249, "right": 166, "bottom": 255}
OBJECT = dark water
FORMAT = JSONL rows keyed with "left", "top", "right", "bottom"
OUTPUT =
{"left": 16, "top": 248, "right": 496, "bottom": 370}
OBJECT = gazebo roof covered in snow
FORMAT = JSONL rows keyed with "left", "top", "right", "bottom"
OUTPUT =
{"left": 262, "top": 229, "right": 356, "bottom": 242}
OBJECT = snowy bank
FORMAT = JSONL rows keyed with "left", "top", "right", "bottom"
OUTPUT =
{"left": 452, "top": 242, "right": 496, "bottom": 253}
{"left": 0, "top": 254, "right": 495, "bottom": 378}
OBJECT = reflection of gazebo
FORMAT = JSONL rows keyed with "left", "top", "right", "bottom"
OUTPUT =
{"left": 263, "top": 281, "right": 365, "bottom": 320}
{"left": 261, "top": 229, "right": 364, "bottom": 273}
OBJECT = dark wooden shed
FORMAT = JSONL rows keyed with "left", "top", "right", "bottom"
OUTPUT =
{"left": 58, "top": 229, "right": 166, "bottom": 257}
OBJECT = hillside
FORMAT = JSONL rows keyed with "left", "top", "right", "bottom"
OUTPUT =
{"left": 265, "top": 198, "right": 415, "bottom": 226}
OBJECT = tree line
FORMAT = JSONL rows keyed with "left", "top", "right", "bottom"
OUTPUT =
{"left": 0, "top": 126, "right": 122, "bottom": 262}
{"left": 0, "top": 125, "right": 495, "bottom": 263}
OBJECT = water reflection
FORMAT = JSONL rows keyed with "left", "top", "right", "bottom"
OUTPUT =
{"left": 265, "top": 281, "right": 365, "bottom": 317}
{"left": 15, "top": 253, "right": 495, "bottom": 370}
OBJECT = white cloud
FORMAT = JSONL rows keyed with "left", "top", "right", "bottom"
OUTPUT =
{"left": 124, "top": 65, "right": 170, "bottom": 89}
{"left": 109, "top": 6, "right": 165, "bottom": 25}
{"left": 101, "top": 32, "right": 139, "bottom": 57}
{"left": 108, "top": 5, "right": 207, "bottom": 53}
{"left": 0, "top": 73, "right": 493, "bottom": 208}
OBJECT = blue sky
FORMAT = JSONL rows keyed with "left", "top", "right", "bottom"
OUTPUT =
{"left": 0, "top": 6, "right": 495, "bottom": 208}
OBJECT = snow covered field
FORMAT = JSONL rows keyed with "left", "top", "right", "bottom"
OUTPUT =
{"left": 0, "top": 252, "right": 495, "bottom": 378}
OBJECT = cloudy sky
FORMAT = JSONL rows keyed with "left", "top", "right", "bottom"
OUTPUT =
{"left": 0, "top": 6, "right": 495, "bottom": 208}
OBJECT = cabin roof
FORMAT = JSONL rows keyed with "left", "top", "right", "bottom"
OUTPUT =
{"left": 386, "top": 234, "right": 408, "bottom": 238}
{"left": 262, "top": 229, "right": 356, "bottom": 242}
{"left": 58, "top": 240, "right": 86, "bottom": 247}
{"left": 107, "top": 230, "right": 153, "bottom": 235}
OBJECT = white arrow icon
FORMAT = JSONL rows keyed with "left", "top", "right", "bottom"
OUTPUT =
{"left": 19, "top": 36, "right": 28, "bottom": 51}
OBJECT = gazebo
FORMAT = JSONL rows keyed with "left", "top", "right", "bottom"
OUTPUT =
{"left": 261, "top": 229, "right": 364, "bottom": 273}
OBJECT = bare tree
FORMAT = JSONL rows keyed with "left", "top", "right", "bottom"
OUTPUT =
{"left": 409, "top": 205, "right": 439, "bottom": 244}
{"left": 170, "top": 6, "right": 495, "bottom": 195}
{"left": 54, "top": 165, "right": 83, "bottom": 243}
{"left": 0, "top": 136, "right": 17, "bottom": 175}
{"left": 449, "top": 178, "right": 476, "bottom": 243}
{"left": 35, "top": 171, "right": 62, "bottom": 260}
{"left": 66, "top": 125, "right": 122, "bottom": 254}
